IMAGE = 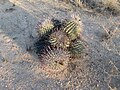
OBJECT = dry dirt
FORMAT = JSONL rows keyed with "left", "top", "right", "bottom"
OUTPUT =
{"left": 0, "top": 0, "right": 120, "bottom": 90}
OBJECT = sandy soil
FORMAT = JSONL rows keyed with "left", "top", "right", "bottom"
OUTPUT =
{"left": 0, "top": 0, "right": 120, "bottom": 90}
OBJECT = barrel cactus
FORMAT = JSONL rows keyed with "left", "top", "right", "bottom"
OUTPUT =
{"left": 63, "top": 14, "right": 83, "bottom": 40}
{"left": 35, "top": 14, "right": 87, "bottom": 77}
{"left": 49, "top": 29, "right": 70, "bottom": 49}
{"left": 40, "top": 47, "right": 70, "bottom": 73}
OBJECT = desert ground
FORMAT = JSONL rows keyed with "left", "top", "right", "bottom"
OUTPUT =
{"left": 0, "top": 0, "right": 120, "bottom": 90}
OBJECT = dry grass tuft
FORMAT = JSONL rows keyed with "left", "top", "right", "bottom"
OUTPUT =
{"left": 62, "top": 0, "right": 84, "bottom": 8}
{"left": 62, "top": 0, "right": 120, "bottom": 16}
{"left": 102, "top": 0, "right": 120, "bottom": 13}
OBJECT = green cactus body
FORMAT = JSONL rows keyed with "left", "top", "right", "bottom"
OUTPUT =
{"left": 63, "top": 20, "right": 81, "bottom": 40}
{"left": 37, "top": 19, "right": 54, "bottom": 37}
{"left": 69, "top": 40, "right": 85, "bottom": 58}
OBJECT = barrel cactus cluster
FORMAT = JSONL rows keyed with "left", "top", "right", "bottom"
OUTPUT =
{"left": 35, "top": 14, "right": 86, "bottom": 74}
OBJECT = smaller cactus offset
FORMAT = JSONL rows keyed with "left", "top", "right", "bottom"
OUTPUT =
{"left": 69, "top": 39, "right": 86, "bottom": 58}
{"left": 49, "top": 28, "right": 70, "bottom": 49}
{"left": 36, "top": 19, "right": 54, "bottom": 37}
{"left": 63, "top": 14, "right": 83, "bottom": 40}
{"left": 63, "top": 20, "right": 77, "bottom": 40}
